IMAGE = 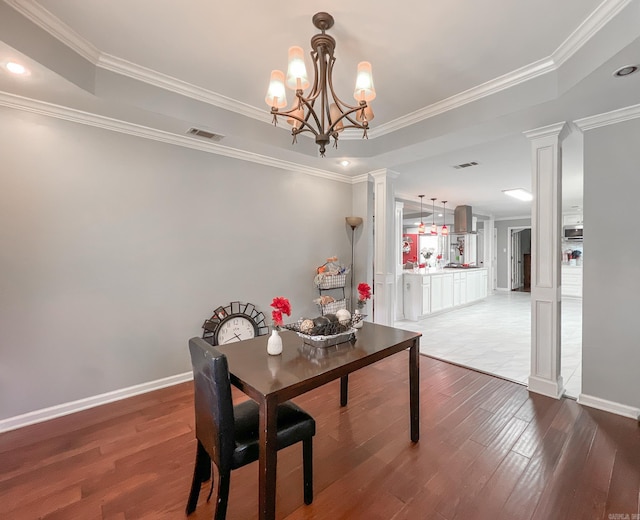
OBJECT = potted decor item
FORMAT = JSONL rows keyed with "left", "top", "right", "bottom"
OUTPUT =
{"left": 353, "top": 282, "right": 371, "bottom": 328}
{"left": 268, "top": 296, "right": 291, "bottom": 355}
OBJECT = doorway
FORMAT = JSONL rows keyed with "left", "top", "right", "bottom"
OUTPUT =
{"left": 508, "top": 227, "right": 531, "bottom": 292}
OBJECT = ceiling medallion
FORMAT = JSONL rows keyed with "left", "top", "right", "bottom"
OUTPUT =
{"left": 265, "top": 12, "right": 376, "bottom": 157}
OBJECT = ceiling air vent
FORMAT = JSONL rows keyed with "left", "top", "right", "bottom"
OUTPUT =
{"left": 452, "top": 161, "right": 479, "bottom": 170}
{"left": 187, "top": 128, "right": 224, "bottom": 141}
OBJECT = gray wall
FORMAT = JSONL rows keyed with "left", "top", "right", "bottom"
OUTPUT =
{"left": 0, "top": 106, "right": 353, "bottom": 420}
{"left": 495, "top": 218, "right": 531, "bottom": 289}
{"left": 582, "top": 117, "right": 640, "bottom": 410}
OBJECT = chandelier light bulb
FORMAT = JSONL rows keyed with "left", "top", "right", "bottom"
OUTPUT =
{"left": 286, "top": 46, "right": 310, "bottom": 91}
{"left": 265, "top": 70, "right": 287, "bottom": 109}
{"left": 354, "top": 62, "right": 376, "bottom": 102}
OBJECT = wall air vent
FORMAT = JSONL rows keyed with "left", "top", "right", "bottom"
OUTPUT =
{"left": 187, "top": 128, "right": 224, "bottom": 141}
{"left": 452, "top": 161, "right": 479, "bottom": 170}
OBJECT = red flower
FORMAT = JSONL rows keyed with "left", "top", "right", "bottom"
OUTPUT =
{"left": 357, "top": 282, "right": 371, "bottom": 301}
{"left": 270, "top": 296, "right": 291, "bottom": 327}
{"left": 272, "top": 310, "right": 283, "bottom": 327}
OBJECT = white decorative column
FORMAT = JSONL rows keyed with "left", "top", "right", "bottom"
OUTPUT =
{"left": 370, "top": 169, "right": 398, "bottom": 325}
{"left": 524, "top": 122, "right": 569, "bottom": 398}
{"left": 395, "top": 201, "right": 404, "bottom": 320}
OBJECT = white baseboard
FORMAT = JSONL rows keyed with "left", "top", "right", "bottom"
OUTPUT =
{"left": 495, "top": 287, "right": 509, "bottom": 292}
{"left": 0, "top": 371, "right": 193, "bottom": 433}
{"left": 577, "top": 393, "right": 640, "bottom": 421}
{"left": 528, "top": 375, "right": 565, "bottom": 399}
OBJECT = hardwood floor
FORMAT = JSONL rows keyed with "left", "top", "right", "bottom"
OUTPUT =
{"left": 1, "top": 354, "right": 639, "bottom": 519}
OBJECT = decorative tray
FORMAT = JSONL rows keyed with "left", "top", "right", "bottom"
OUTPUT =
{"left": 283, "top": 314, "right": 364, "bottom": 348}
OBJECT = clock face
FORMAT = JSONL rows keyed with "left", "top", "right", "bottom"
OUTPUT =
{"left": 217, "top": 316, "right": 256, "bottom": 345}
{"left": 202, "top": 301, "right": 269, "bottom": 346}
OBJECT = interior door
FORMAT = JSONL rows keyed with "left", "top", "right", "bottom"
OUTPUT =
{"left": 511, "top": 230, "right": 522, "bottom": 290}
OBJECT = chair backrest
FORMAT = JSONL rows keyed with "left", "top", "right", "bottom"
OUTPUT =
{"left": 188, "top": 337, "right": 236, "bottom": 470}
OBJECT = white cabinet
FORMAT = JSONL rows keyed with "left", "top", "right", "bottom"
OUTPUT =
{"left": 403, "top": 269, "right": 488, "bottom": 321}
{"left": 421, "top": 278, "right": 431, "bottom": 315}
{"left": 403, "top": 273, "right": 430, "bottom": 320}
{"left": 431, "top": 273, "right": 453, "bottom": 313}
{"left": 480, "top": 270, "right": 488, "bottom": 299}
{"left": 453, "top": 272, "right": 467, "bottom": 306}
{"left": 562, "top": 266, "right": 582, "bottom": 298}
{"left": 563, "top": 214, "right": 583, "bottom": 226}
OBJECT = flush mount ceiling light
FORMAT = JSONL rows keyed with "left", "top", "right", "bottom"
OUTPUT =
{"left": 265, "top": 12, "right": 376, "bottom": 157}
{"left": 503, "top": 188, "right": 533, "bottom": 201}
{"left": 613, "top": 65, "right": 638, "bottom": 77}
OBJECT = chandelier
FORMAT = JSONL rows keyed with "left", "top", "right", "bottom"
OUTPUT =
{"left": 265, "top": 12, "right": 376, "bottom": 157}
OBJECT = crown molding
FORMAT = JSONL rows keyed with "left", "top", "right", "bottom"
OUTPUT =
{"left": 552, "top": 0, "right": 634, "bottom": 66}
{"left": 574, "top": 103, "right": 640, "bottom": 131}
{"left": 5, "top": 0, "right": 629, "bottom": 138}
{"left": 374, "top": 0, "right": 630, "bottom": 137}
{"left": 3, "top": 0, "right": 100, "bottom": 63}
{"left": 97, "top": 54, "right": 270, "bottom": 124}
{"left": 0, "top": 91, "right": 351, "bottom": 184}
{"left": 375, "top": 57, "right": 556, "bottom": 138}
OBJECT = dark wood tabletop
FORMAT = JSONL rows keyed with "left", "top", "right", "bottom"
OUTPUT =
{"left": 216, "top": 322, "right": 421, "bottom": 520}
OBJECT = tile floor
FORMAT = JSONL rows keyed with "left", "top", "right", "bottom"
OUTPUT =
{"left": 394, "top": 291, "right": 582, "bottom": 398}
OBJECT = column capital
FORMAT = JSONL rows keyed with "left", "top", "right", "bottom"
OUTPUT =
{"left": 523, "top": 121, "right": 570, "bottom": 142}
{"left": 369, "top": 168, "right": 400, "bottom": 181}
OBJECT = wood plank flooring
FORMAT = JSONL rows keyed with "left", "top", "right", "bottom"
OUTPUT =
{"left": 1, "top": 354, "right": 639, "bottom": 519}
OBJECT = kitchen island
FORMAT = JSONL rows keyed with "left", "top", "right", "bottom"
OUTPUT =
{"left": 403, "top": 268, "right": 488, "bottom": 321}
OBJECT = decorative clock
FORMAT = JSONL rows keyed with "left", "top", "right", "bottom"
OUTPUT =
{"left": 202, "top": 301, "right": 269, "bottom": 346}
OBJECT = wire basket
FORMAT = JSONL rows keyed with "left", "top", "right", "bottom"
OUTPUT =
{"left": 315, "top": 273, "right": 346, "bottom": 289}
{"left": 319, "top": 298, "right": 346, "bottom": 315}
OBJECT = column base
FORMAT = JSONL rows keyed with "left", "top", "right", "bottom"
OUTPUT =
{"left": 528, "top": 375, "right": 565, "bottom": 399}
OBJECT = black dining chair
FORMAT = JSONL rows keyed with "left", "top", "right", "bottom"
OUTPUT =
{"left": 186, "top": 337, "right": 315, "bottom": 519}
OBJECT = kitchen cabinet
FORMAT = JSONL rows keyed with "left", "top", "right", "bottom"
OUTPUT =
{"left": 403, "top": 268, "right": 488, "bottom": 321}
{"left": 431, "top": 273, "right": 453, "bottom": 313}
{"left": 453, "top": 272, "right": 467, "bottom": 306}
{"left": 563, "top": 214, "right": 583, "bottom": 226}
{"left": 562, "top": 265, "right": 582, "bottom": 298}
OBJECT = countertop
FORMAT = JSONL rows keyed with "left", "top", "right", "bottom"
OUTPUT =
{"left": 404, "top": 267, "right": 487, "bottom": 276}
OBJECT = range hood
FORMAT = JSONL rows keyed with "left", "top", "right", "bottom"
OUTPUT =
{"left": 454, "top": 205, "right": 474, "bottom": 233}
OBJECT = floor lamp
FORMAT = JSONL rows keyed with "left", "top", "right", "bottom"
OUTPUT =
{"left": 345, "top": 216, "right": 363, "bottom": 312}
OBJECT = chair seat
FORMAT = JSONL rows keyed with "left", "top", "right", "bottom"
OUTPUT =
{"left": 232, "top": 400, "right": 316, "bottom": 469}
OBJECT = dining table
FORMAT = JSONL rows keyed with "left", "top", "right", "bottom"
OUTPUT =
{"left": 215, "top": 321, "right": 421, "bottom": 520}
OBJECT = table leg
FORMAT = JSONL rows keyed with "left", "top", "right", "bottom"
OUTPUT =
{"left": 340, "top": 375, "right": 349, "bottom": 407}
{"left": 409, "top": 339, "right": 420, "bottom": 442}
{"left": 258, "top": 396, "right": 278, "bottom": 520}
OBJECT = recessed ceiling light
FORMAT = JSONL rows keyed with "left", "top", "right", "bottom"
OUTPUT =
{"left": 6, "top": 62, "right": 27, "bottom": 75}
{"left": 340, "top": 160, "right": 350, "bottom": 167}
{"left": 503, "top": 188, "right": 533, "bottom": 202}
{"left": 438, "top": 213, "right": 443, "bottom": 217}
{"left": 613, "top": 65, "right": 638, "bottom": 77}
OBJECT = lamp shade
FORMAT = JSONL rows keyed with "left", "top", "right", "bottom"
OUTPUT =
{"left": 265, "top": 70, "right": 287, "bottom": 108}
{"left": 345, "top": 216, "right": 363, "bottom": 229}
{"left": 441, "top": 225, "right": 449, "bottom": 236}
{"left": 286, "top": 46, "right": 310, "bottom": 91}
{"left": 330, "top": 103, "right": 344, "bottom": 133}
{"left": 355, "top": 104, "right": 374, "bottom": 123}
{"left": 353, "top": 61, "right": 376, "bottom": 102}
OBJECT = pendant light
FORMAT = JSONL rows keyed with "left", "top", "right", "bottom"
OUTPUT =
{"left": 418, "top": 195, "right": 425, "bottom": 234}
{"left": 441, "top": 201, "right": 449, "bottom": 236}
{"left": 430, "top": 198, "right": 438, "bottom": 235}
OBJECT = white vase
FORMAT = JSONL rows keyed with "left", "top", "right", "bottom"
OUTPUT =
{"left": 353, "top": 309, "right": 364, "bottom": 329}
{"left": 267, "top": 329, "right": 283, "bottom": 355}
